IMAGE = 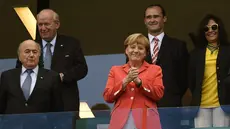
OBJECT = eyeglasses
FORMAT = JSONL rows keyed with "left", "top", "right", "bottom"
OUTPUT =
{"left": 204, "top": 24, "right": 218, "bottom": 32}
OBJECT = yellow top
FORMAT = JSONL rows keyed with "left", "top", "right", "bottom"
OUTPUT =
{"left": 200, "top": 48, "right": 220, "bottom": 108}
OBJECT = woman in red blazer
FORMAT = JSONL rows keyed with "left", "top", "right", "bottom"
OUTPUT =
{"left": 103, "top": 33, "right": 164, "bottom": 129}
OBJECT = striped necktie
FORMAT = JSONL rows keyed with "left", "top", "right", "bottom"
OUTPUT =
{"left": 152, "top": 37, "right": 159, "bottom": 64}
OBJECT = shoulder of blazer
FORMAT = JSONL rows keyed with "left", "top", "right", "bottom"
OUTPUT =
{"left": 1, "top": 68, "right": 21, "bottom": 76}
{"left": 149, "top": 64, "right": 162, "bottom": 72}
{"left": 0, "top": 68, "right": 21, "bottom": 81}
{"left": 189, "top": 47, "right": 206, "bottom": 63}
{"left": 220, "top": 44, "right": 230, "bottom": 50}
{"left": 163, "top": 34, "right": 186, "bottom": 48}
{"left": 39, "top": 68, "right": 59, "bottom": 76}
{"left": 110, "top": 65, "right": 124, "bottom": 71}
{"left": 57, "top": 34, "right": 81, "bottom": 46}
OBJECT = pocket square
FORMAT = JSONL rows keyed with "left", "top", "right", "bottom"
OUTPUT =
{"left": 65, "top": 55, "right": 69, "bottom": 57}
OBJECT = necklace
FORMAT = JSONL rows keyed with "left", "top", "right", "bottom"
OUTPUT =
{"left": 207, "top": 43, "right": 219, "bottom": 54}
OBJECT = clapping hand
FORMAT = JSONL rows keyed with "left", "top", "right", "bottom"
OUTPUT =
{"left": 127, "top": 67, "right": 139, "bottom": 82}
{"left": 122, "top": 67, "right": 139, "bottom": 89}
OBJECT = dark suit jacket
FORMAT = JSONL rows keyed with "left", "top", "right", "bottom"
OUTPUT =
{"left": 145, "top": 34, "right": 189, "bottom": 107}
{"left": 223, "top": 73, "right": 230, "bottom": 113}
{"left": 0, "top": 68, "right": 63, "bottom": 114}
{"left": 16, "top": 34, "right": 88, "bottom": 112}
{"left": 188, "top": 45, "right": 230, "bottom": 107}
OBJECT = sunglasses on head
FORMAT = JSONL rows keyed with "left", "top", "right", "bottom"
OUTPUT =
{"left": 204, "top": 24, "right": 218, "bottom": 32}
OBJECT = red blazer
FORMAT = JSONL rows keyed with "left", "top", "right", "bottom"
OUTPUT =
{"left": 103, "top": 61, "right": 164, "bottom": 129}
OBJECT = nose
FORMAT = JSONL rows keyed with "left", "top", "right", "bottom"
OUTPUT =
{"left": 29, "top": 51, "right": 35, "bottom": 57}
{"left": 149, "top": 17, "right": 155, "bottom": 22}
{"left": 134, "top": 47, "right": 139, "bottom": 52}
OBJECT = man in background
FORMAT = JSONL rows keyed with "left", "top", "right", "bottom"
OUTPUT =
{"left": 16, "top": 9, "right": 88, "bottom": 116}
{"left": 144, "top": 4, "right": 189, "bottom": 107}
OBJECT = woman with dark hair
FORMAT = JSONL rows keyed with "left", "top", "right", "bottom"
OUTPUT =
{"left": 188, "top": 14, "right": 230, "bottom": 127}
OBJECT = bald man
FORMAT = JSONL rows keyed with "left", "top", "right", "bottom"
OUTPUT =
{"left": 0, "top": 40, "right": 63, "bottom": 114}
{"left": 16, "top": 9, "right": 88, "bottom": 115}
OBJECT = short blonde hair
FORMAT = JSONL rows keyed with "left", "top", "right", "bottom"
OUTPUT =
{"left": 124, "top": 33, "right": 150, "bottom": 53}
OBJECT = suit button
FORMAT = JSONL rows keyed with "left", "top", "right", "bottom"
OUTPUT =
{"left": 218, "top": 80, "right": 220, "bottom": 83}
{"left": 217, "top": 67, "right": 219, "bottom": 70}
{"left": 130, "top": 97, "right": 134, "bottom": 100}
{"left": 131, "top": 88, "right": 134, "bottom": 91}
{"left": 25, "top": 103, "right": 28, "bottom": 106}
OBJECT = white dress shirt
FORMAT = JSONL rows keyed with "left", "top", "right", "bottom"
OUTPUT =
{"left": 148, "top": 32, "right": 165, "bottom": 57}
{"left": 20, "top": 65, "right": 38, "bottom": 95}
{"left": 42, "top": 34, "right": 57, "bottom": 58}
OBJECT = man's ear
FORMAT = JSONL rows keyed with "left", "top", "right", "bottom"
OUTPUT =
{"left": 163, "top": 16, "right": 167, "bottom": 23}
{"left": 55, "top": 21, "right": 60, "bottom": 29}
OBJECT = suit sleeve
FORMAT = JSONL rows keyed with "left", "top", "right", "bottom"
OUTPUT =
{"left": 63, "top": 39, "right": 88, "bottom": 83}
{"left": 139, "top": 66, "right": 164, "bottom": 101}
{"left": 178, "top": 42, "right": 189, "bottom": 97}
{"left": 0, "top": 72, "right": 7, "bottom": 114}
{"left": 103, "top": 67, "right": 124, "bottom": 103}
{"left": 51, "top": 73, "right": 64, "bottom": 112}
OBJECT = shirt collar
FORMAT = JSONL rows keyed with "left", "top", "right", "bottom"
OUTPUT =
{"left": 42, "top": 34, "right": 57, "bottom": 48}
{"left": 21, "top": 65, "right": 39, "bottom": 75}
{"left": 148, "top": 32, "right": 165, "bottom": 43}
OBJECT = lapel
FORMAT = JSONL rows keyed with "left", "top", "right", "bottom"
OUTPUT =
{"left": 122, "top": 63, "right": 129, "bottom": 74}
{"left": 196, "top": 48, "right": 206, "bottom": 87}
{"left": 216, "top": 45, "right": 225, "bottom": 72}
{"left": 11, "top": 68, "right": 46, "bottom": 101}
{"left": 156, "top": 35, "right": 169, "bottom": 65}
{"left": 37, "top": 35, "right": 65, "bottom": 69}
{"left": 35, "top": 38, "right": 44, "bottom": 68}
{"left": 13, "top": 69, "right": 26, "bottom": 100}
{"left": 27, "top": 68, "right": 46, "bottom": 101}
{"left": 122, "top": 61, "right": 149, "bottom": 74}
{"left": 145, "top": 34, "right": 169, "bottom": 64}
{"left": 51, "top": 35, "right": 64, "bottom": 68}
{"left": 145, "top": 34, "right": 153, "bottom": 64}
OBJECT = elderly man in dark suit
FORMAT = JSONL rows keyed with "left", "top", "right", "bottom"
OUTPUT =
{"left": 16, "top": 9, "right": 88, "bottom": 115}
{"left": 144, "top": 4, "right": 189, "bottom": 107}
{"left": 0, "top": 40, "right": 63, "bottom": 114}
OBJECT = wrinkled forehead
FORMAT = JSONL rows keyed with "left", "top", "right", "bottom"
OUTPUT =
{"left": 20, "top": 42, "right": 39, "bottom": 51}
{"left": 37, "top": 11, "right": 54, "bottom": 21}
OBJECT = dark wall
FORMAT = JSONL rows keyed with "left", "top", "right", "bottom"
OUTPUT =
{"left": 49, "top": 0, "right": 230, "bottom": 56}
{"left": 0, "top": 0, "right": 37, "bottom": 58}
{"left": 1, "top": 0, "right": 230, "bottom": 58}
